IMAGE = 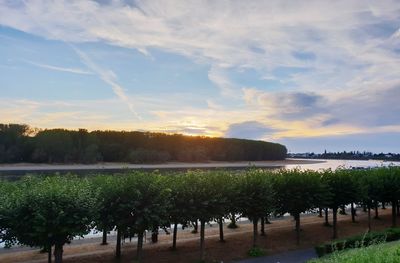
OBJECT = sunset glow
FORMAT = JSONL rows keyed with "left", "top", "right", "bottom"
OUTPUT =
{"left": 1, "top": 1, "right": 400, "bottom": 152}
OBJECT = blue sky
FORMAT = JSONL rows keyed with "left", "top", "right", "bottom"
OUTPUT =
{"left": 1, "top": 0, "right": 400, "bottom": 153}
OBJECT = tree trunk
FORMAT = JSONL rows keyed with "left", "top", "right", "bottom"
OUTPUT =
{"left": 265, "top": 216, "right": 271, "bottom": 224}
{"left": 192, "top": 221, "right": 198, "bottom": 234}
{"left": 252, "top": 218, "right": 258, "bottom": 247}
{"left": 392, "top": 200, "right": 397, "bottom": 227}
{"left": 151, "top": 231, "right": 158, "bottom": 243}
{"left": 351, "top": 203, "right": 356, "bottom": 223}
{"left": 116, "top": 228, "right": 121, "bottom": 258}
{"left": 48, "top": 245, "right": 52, "bottom": 263}
{"left": 172, "top": 223, "right": 178, "bottom": 250}
{"left": 368, "top": 205, "right": 371, "bottom": 232}
{"left": 228, "top": 213, "right": 238, "bottom": 228}
{"left": 137, "top": 231, "right": 144, "bottom": 262}
{"left": 54, "top": 243, "right": 63, "bottom": 263}
{"left": 324, "top": 208, "right": 330, "bottom": 226}
{"left": 101, "top": 230, "right": 108, "bottom": 245}
{"left": 374, "top": 200, "right": 379, "bottom": 219}
{"left": 218, "top": 217, "right": 224, "bottom": 242}
{"left": 340, "top": 205, "right": 347, "bottom": 215}
{"left": 200, "top": 220, "right": 206, "bottom": 261}
{"left": 382, "top": 202, "right": 386, "bottom": 209}
{"left": 318, "top": 207, "right": 323, "bottom": 217}
{"left": 333, "top": 207, "right": 338, "bottom": 239}
{"left": 295, "top": 213, "right": 300, "bottom": 245}
{"left": 363, "top": 204, "right": 367, "bottom": 212}
{"left": 260, "top": 217, "right": 265, "bottom": 236}
{"left": 397, "top": 202, "right": 400, "bottom": 216}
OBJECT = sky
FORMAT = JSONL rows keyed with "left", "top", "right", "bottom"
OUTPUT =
{"left": 1, "top": 0, "right": 400, "bottom": 153}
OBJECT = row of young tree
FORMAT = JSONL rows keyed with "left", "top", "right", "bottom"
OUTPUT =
{"left": 1, "top": 166, "right": 400, "bottom": 263}
{"left": 0, "top": 124, "right": 287, "bottom": 164}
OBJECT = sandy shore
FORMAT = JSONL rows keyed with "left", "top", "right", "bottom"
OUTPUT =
{"left": 0, "top": 158, "right": 324, "bottom": 171}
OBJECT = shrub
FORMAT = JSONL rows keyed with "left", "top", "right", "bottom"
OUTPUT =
{"left": 247, "top": 246, "right": 266, "bottom": 257}
{"left": 315, "top": 228, "right": 400, "bottom": 257}
{"left": 310, "top": 241, "right": 400, "bottom": 263}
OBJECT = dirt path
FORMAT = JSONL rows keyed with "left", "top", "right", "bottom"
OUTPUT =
{"left": 0, "top": 208, "right": 394, "bottom": 263}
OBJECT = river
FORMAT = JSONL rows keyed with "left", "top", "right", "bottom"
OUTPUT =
{"left": 0, "top": 159, "right": 399, "bottom": 180}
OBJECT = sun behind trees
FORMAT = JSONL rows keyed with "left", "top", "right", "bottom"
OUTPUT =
{"left": 0, "top": 124, "right": 287, "bottom": 164}
{"left": 1, "top": 167, "right": 400, "bottom": 262}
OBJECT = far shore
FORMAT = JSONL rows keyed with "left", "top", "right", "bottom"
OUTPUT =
{"left": 0, "top": 158, "right": 325, "bottom": 171}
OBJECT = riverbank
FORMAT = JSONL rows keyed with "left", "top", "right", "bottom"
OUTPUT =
{"left": 0, "top": 158, "right": 324, "bottom": 171}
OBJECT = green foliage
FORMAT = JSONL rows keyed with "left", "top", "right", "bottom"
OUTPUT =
{"left": 2, "top": 166, "right": 400, "bottom": 261}
{"left": 167, "top": 172, "right": 194, "bottom": 226}
{"left": 310, "top": 240, "right": 400, "bottom": 263}
{"left": 4, "top": 176, "right": 98, "bottom": 250}
{"left": 237, "top": 169, "right": 275, "bottom": 221}
{"left": 0, "top": 123, "right": 287, "bottom": 164}
{"left": 180, "top": 170, "right": 230, "bottom": 223}
{"left": 227, "top": 221, "right": 239, "bottom": 229}
{"left": 128, "top": 149, "right": 171, "bottom": 163}
{"left": 125, "top": 171, "right": 172, "bottom": 233}
{"left": 0, "top": 124, "right": 33, "bottom": 163}
{"left": 90, "top": 175, "right": 121, "bottom": 235}
{"left": 34, "top": 129, "right": 75, "bottom": 163}
{"left": 247, "top": 246, "right": 266, "bottom": 257}
{"left": 274, "top": 169, "right": 325, "bottom": 216}
{"left": 358, "top": 168, "right": 383, "bottom": 207}
{"left": 315, "top": 228, "right": 400, "bottom": 257}
{"left": 0, "top": 180, "right": 17, "bottom": 246}
{"left": 323, "top": 169, "right": 361, "bottom": 210}
{"left": 379, "top": 167, "right": 400, "bottom": 203}
{"left": 274, "top": 169, "right": 328, "bottom": 243}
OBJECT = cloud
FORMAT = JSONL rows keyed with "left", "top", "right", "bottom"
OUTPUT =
{"left": 207, "top": 65, "right": 238, "bottom": 96}
{"left": 1, "top": 1, "right": 399, "bottom": 94}
{"left": 243, "top": 80, "right": 400, "bottom": 130}
{"left": 243, "top": 88, "right": 326, "bottom": 120}
{"left": 0, "top": 98, "right": 142, "bottom": 131}
{"left": 23, "top": 59, "right": 93, "bottom": 75}
{"left": 225, "top": 121, "right": 276, "bottom": 140}
{"left": 1, "top": 0, "right": 400, "bottom": 144}
{"left": 70, "top": 46, "right": 142, "bottom": 120}
{"left": 330, "top": 82, "right": 400, "bottom": 127}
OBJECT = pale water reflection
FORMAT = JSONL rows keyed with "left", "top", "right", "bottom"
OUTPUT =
{"left": 284, "top": 159, "right": 400, "bottom": 171}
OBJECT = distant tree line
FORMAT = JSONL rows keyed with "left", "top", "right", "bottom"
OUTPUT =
{"left": 1, "top": 167, "right": 400, "bottom": 262}
{"left": 0, "top": 124, "right": 287, "bottom": 164}
{"left": 289, "top": 150, "right": 400, "bottom": 161}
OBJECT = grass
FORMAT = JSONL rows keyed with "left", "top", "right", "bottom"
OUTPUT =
{"left": 309, "top": 241, "right": 400, "bottom": 263}
{"left": 314, "top": 227, "right": 400, "bottom": 257}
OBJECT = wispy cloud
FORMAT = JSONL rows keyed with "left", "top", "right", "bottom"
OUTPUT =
{"left": 23, "top": 59, "right": 93, "bottom": 75}
{"left": 1, "top": 1, "right": 398, "bottom": 93}
{"left": 70, "top": 46, "right": 142, "bottom": 120}
{"left": 207, "top": 65, "right": 237, "bottom": 96}
{"left": 225, "top": 121, "right": 277, "bottom": 140}
{"left": 1, "top": 0, "right": 400, "bottom": 149}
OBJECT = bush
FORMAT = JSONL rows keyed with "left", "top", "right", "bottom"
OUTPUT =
{"left": 310, "top": 241, "right": 400, "bottom": 263}
{"left": 247, "top": 246, "right": 266, "bottom": 257}
{"left": 315, "top": 228, "right": 400, "bottom": 257}
{"left": 227, "top": 222, "right": 239, "bottom": 229}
